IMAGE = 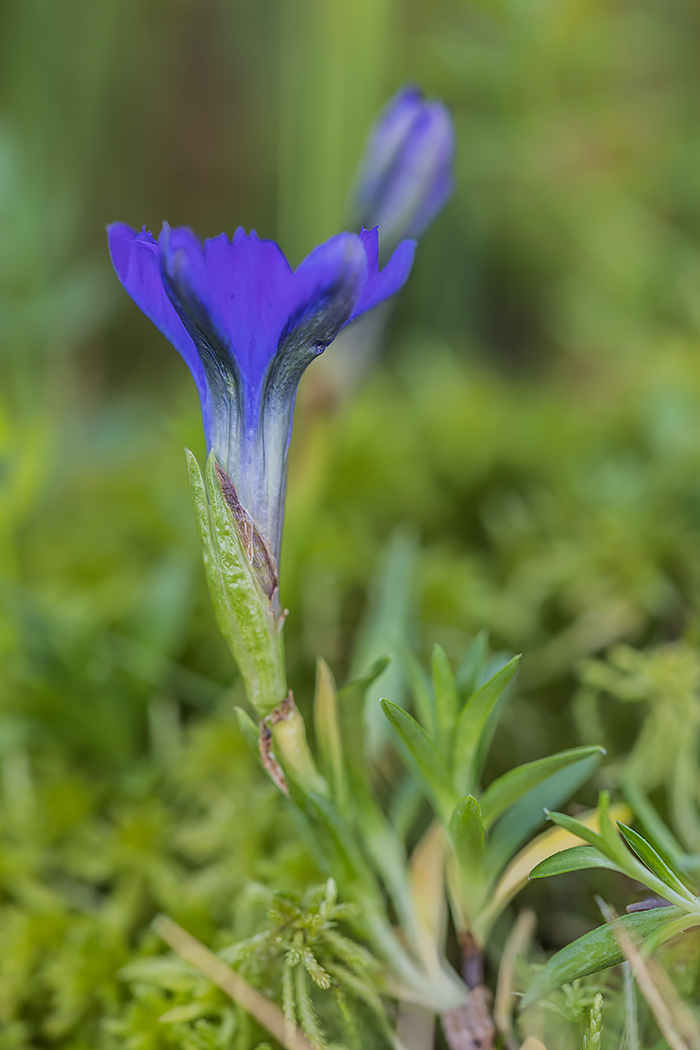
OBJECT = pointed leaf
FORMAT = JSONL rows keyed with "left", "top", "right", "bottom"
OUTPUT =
{"left": 381, "top": 699, "right": 455, "bottom": 822}
{"left": 335, "top": 658, "right": 389, "bottom": 789}
{"left": 351, "top": 528, "right": 418, "bottom": 761}
{"left": 456, "top": 630, "right": 489, "bottom": 700}
{"left": 399, "top": 639, "right": 437, "bottom": 737}
{"left": 480, "top": 746, "right": 605, "bottom": 828}
{"left": 530, "top": 845, "right": 625, "bottom": 879}
{"left": 340, "top": 655, "right": 391, "bottom": 698}
{"left": 597, "top": 790, "right": 629, "bottom": 865}
{"left": 617, "top": 823, "right": 696, "bottom": 903}
{"left": 390, "top": 775, "right": 424, "bottom": 842}
{"left": 270, "top": 697, "right": 327, "bottom": 797}
{"left": 485, "top": 754, "right": 601, "bottom": 876}
{"left": 432, "top": 644, "right": 459, "bottom": 754}
{"left": 449, "top": 796, "right": 485, "bottom": 879}
{"left": 521, "top": 907, "right": 685, "bottom": 1009}
{"left": 622, "top": 778, "right": 690, "bottom": 878}
{"left": 452, "top": 656, "right": 520, "bottom": 796}
{"left": 585, "top": 794, "right": 666, "bottom": 890}
{"left": 313, "top": 658, "right": 349, "bottom": 813}
{"left": 545, "top": 810, "right": 610, "bottom": 856}
{"left": 473, "top": 654, "right": 519, "bottom": 783}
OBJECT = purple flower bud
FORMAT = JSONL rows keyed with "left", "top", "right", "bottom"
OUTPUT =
{"left": 108, "top": 222, "right": 415, "bottom": 560}
{"left": 351, "top": 85, "right": 455, "bottom": 258}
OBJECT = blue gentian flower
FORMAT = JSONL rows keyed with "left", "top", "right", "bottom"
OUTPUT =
{"left": 316, "top": 86, "right": 454, "bottom": 399}
{"left": 108, "top": 222, "right": 414, "bottom": 560}
{"left": 351, "top": 84, "right": 455, "bottom": 259}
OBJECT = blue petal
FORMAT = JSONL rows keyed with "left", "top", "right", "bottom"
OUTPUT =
{"left": 160, "top": 225, "right": 299, "bottom": 395}
{"left": 351, "top": 228, "right": 416, "bottom": 319}
{"left": 352, "top": 85, "right": 455, "bottom": 252}
{"left": 108, "top": 220, "right": 415, "bottom": 560}
{"left": 158, "top": 225, "right": 370, "bottom": 417}
{"left": 274, "top": 232, "right": 369, "bottom": 381}
{"left": 355, "top": 86, "right": 426, "bottom": 210}
{"left": 251, "top": 231, "right": 370, "bottom": 557}
{"left": 383, "top": 102, "right": 455, "bottom": 239}
{"left": 107, "top": 223, "right": 217, "bottom": 443}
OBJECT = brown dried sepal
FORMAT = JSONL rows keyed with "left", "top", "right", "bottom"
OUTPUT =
{"left": 269, "top": 692, "right": 296, "bottom": 725}
{"left": 215, "top": 462, "right": 279, "bottom": 607}
{"left": 258, "top": 720, "right": 289, "bottom": 796}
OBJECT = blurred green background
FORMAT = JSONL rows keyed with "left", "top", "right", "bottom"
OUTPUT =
{"left": 4, "top": 0, "right": 700, "bottom": 1045}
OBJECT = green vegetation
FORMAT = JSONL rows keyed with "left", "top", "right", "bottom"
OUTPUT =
{"left": 4, "top": 0, "right": 700, "bottom": 1047}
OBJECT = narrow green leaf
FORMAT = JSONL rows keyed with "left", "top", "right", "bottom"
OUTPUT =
{"left": 597, "top": 791, "right": 628, "bottom": 865}
{"left": 521, "top": 907, "right": 685, "bottom": 1009}
{"left": 622, "top": 778, "right": 690, "bottom": 878}
{"left": 480, "top": 746, "right": 605, "bottom": 828}
{"left": 617, "top": 823, "right": 696, "bottom": 903}
{"left": 545, "top": 810, "right": 610, "bottom": 855}
{"left": 485, "top": 755, "right": 601, "bottom": 877}
{"left": 432, "top": 644, "right": 459, "bottom": 755}
{"left": 381, "top": 699, "right": 455, "bottom": 822}
{"left": 398, "top": 639, "right": 437, "bottom": 737}
{"left": 340, "top": 655, "right": 391, "bottom": 698}
{"left": 351, "top": 528, "right": 418, "bottom": 761}
{"left": 486, "top": 758, "right": 600, "bottom": 876}
{"left": 335, "top": 664, "right": 386, "bottom": 787}
{"left": 389, "top": 774, "right": 423, "bottom": 842}
{"left": 449, "top": 796, "right": 485, "bottom": 879}
{"left": 473, "top": 654, "right": 518, "bottom": 783}
{"left": 187, "top": 448, "right": 213, "bottom": 546}
{"left": 456, "top": 630, "right": 489, "bottom": 700}
{"left": 452, "top": 656, "right": 520, "bottom": 797}
{"left": 592, "top": 794, "right": 660, "bottom": 889}
{"left": 313, "top": 658, "right": 349, "bottom": 813}
{"left": 530, "top": 846, "right": 625, "bottom": 879}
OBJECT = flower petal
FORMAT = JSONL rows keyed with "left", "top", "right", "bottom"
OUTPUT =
{"left": 385, "top": 102, "right": 455, "bottom": 240}
{"left": 108, "top": 219, "right": 414, "bottom": 561}
{"left": 352, "top": 85, "right": 455, "bottom": 254}
{"left": 284, "top": 233, "right": 369, "bottom": 348}
{"left": 352, "top": 228, "right": 416, "bottom": 319}
{"left": 108, "top": 223, "right": 202, "bottom": 382}
{"left": 107, "top": 222, "right": 215, "bottom": 437}
{"left": 157, "top": 223, "right": 243, "bottom": 443}
{"left": 252, "top": 232, "right": 369, "bottom": 556}
{"left": 354, "top": 85, "right": 426, "bottom": 212}
{"left": 202, "top": 228, "right": 299, "bottom": 385}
